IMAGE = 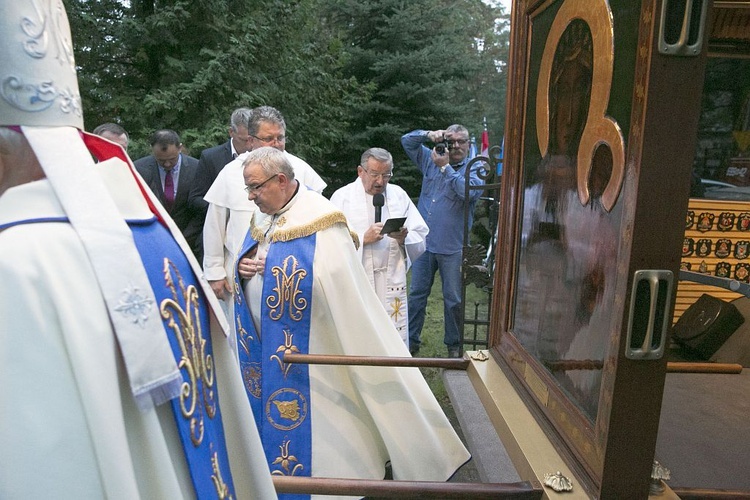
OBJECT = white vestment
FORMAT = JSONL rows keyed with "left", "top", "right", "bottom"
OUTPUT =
{"left": 0, "top": 159, "right": 276, "bottom": 500}
{"left": 239, "top": 186, "right": 469, "bottom": 498}
{"left": 203, "top": 151, "right": 326, "bottom": 331}
{"left": 330, "top": 178, "right": 428, "bottom": 343}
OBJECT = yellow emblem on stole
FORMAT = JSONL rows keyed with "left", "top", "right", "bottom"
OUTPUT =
{"left": 267, "top": 255, "right": 308, "bottom": 321}
{"left": 271, "top": 329, "right": 300, "bottom": 378}
{"left": 272, "top": 399, "right": 301, "bottom": 421}
{"left": 160, "top": 258, "right": 216, "bottom": 447}
{"left": 272, "top": 439, "right": 304, "bottom": 476}
{"left": 160, "top": 259, "right": 234, "bottom": 499}
{"left": 266, "top": 387, "right": 308, "bottom": 431}
{"left": 211, "top": 451, "right": 234, "bottom": 500}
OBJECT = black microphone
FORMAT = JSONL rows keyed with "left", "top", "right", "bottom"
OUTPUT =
{"left": 373, "top": 193, "right": 384, "bottom": 223}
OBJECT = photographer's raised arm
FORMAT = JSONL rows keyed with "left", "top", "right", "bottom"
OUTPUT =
{"left": 401, "top": 130, "right": 440, "bottom": 174}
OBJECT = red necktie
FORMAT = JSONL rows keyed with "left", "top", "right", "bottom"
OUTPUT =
{"left": 164, "top": 169, "right": 175, "bottom": 207}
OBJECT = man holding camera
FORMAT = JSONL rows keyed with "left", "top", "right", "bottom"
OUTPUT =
{"left": 401, "top": 125, "right": 484, "bottom": 357}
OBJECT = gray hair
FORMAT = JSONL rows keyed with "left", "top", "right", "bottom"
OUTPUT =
{"left": 243, "top": 146, "right": 295, "bottom": 180}
{"left": 248, "top": 106, "right": 286, "bottom": 135}
{"left": 446, "top": 124, "right": 469, "bottom": 137}
{"left": 92, "top": 123, "right": 128, "bottom": 140}
{"left": 360, "top": 147, "right": 393, "bottom": 170}
{"left": 230, "top": 107, "right": 252, "bottom": 132}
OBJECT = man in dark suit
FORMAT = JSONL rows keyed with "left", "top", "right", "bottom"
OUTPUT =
{"left": 134, "top": 129, "right": 203, "bottom": 258}
{"left": 188, "top": 108, "right": 253, "bottom": 261}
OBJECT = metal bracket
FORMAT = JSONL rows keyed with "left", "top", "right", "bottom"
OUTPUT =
{"left": 679, "top": 269, "right": 750, "bottom": 298}
{"left": 658, "top": 0, "right": 709, "bottom": 56}
{"left": 625, "top": 270, "right": 674, "bottom": 360}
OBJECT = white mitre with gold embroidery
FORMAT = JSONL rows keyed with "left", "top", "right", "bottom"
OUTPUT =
{"left": 0, "top": 0, "right": 181, "bottom": 410}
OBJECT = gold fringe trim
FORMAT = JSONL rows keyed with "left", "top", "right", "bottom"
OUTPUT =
{"left": 251, "top": 211, "right": 354, "bottom": 244}
{"left": 350, "top": 230, "right": 360, "bottom": 250}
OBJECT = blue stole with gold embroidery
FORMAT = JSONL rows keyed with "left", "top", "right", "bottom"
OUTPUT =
{"left": 131, "top": 217, "right": 236, "bottom": 499}
{"left": 235, "top": 227, "right": 314, "bottom": 499}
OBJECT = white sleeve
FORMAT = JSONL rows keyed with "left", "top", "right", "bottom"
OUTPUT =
{"left": 202, "top": 203, "right": 229, "bottom": 281}
{"left": 287, "top": 152, "right": 327, "bottom": 193}
{"left": 404, "top": 200, "right": 428, "bottom": 267}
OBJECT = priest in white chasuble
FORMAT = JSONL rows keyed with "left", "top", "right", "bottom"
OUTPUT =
{"left": 234, "top": 147, "right": 469, "bottom": 499}
{"left": 330, "top": 147, "right": 428, "bottom": 346}
{"left": 0, "top": 3, "right": 275, "bottom": 498}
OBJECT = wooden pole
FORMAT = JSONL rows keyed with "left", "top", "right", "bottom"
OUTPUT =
{"left": 542, "top": 359, "right": 744, "bottom": 374}
{"left": 283, "top": 352, "right": 470, "bottom": 370}
{"left": 272, "top": 476, "right": 543, "bottom": 499}
{"left": 666, "top": 362, "right": 743, "bottom": 374}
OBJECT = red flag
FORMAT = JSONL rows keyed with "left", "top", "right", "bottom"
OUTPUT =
{"left": 480, "top": 118, "right": 490, "bottom": 156}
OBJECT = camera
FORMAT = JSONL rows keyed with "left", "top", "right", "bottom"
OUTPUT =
{"left": 434, "top": 139, "right": 448, "bottom": 155}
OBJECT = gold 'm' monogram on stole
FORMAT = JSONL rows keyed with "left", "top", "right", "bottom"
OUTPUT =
{"left": 160, "top": 259, "right": 217, "bottom": 446}
{"left": 211, "top": 449, "right": 234, "bottom": 500}
{"left": 266, "top": 255, "right": 308, "bottom": 321}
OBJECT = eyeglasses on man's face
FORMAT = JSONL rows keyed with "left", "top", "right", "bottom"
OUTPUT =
{"left": 446, "top": 138, "right": 469, "bottom": 147}
{"left": 251, "top": 134, "right": 286, "bottom": 145}
{"left": 244, "top": 173, "right": 279, "bottom": 193}
{"left": 362, "top": 168, "right": 393, "bottom": 181}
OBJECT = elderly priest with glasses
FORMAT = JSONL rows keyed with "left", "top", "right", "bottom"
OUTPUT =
{"left": 233, "top": 147, "right": 469, "bottom": 489}
{"left": 330, "top": 147, "right": 428, "bottom": 347}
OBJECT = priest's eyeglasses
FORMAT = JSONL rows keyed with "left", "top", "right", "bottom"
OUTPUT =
{"left": 363, "top": 168, "right": 393, "bottom": 181}
{"left": 251, "top": 134, "right": 286, "bottom": 145}
{"left": 245, "top": 173, "right": 278, "bottom": 193}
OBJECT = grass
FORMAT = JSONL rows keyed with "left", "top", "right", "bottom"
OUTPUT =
{"left": 415, "top": 275, "right": 491, "bottom": 405}
{"left": 414, "top": 276, "right": 452, "bottom": 403}
{"left": 414, "top": 274, "right": 489, "bottom": 483}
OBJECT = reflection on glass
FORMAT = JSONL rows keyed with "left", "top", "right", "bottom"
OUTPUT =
{"left": 513, "top": 19, "right": 620, "bottom": 421}
{"left": 693, "top": 58, "right": 750, "bottom": 200}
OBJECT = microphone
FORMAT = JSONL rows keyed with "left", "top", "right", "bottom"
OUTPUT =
{"left": 373, "top": 193, "right": 384, "bottom": 223}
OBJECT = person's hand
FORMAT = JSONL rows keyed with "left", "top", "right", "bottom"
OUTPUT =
{"left": 386, "top": 226, "right": 408, "bottom": 246}
{"left": 238, "top": 255, "right": 266, "bottom": 280}
{"left": 431, "top": 148, "right": 450, "bottom": 168}
{"left": 209, "top": 279, "right": 232, "bottom": 300}
{"left": 363, "top": 222, "right": 385, "bottom": 245}
{"left": 427, "top": 130, "right": 446, "bottom": 142}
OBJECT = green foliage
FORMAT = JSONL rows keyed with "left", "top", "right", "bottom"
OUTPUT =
{"left": 321, "top": 0, "right": 509, "bottom": 194}
{"left": 64, "top": 0, "right": 508, "bottom": 187}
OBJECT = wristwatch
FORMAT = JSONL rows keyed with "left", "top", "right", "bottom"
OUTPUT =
{"left": 440, "top": 164, "right": 449, "bottom": 174}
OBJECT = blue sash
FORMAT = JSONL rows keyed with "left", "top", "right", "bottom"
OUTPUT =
{"left": 131, "top": 218, "right": 236, "bottom": 499}
{"left": 235, "top": 227, "right": 315, "bottom": 500}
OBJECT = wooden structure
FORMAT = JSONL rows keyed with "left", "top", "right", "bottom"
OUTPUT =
{"left": 466, "top": 0, "right": 750, "bottom": 498}
{"left": 265, "top": 1, "right": 750, "bottom": 497}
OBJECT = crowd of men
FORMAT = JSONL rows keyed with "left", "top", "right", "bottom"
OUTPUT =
{"left": 1, "top": 1, "right": 485, "bottom": 497}
{"left": 94, "top": 107, "right": 483, "bottom": 491}
{"left": 114, "top": 107, "right": 483, "bottom": 359}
